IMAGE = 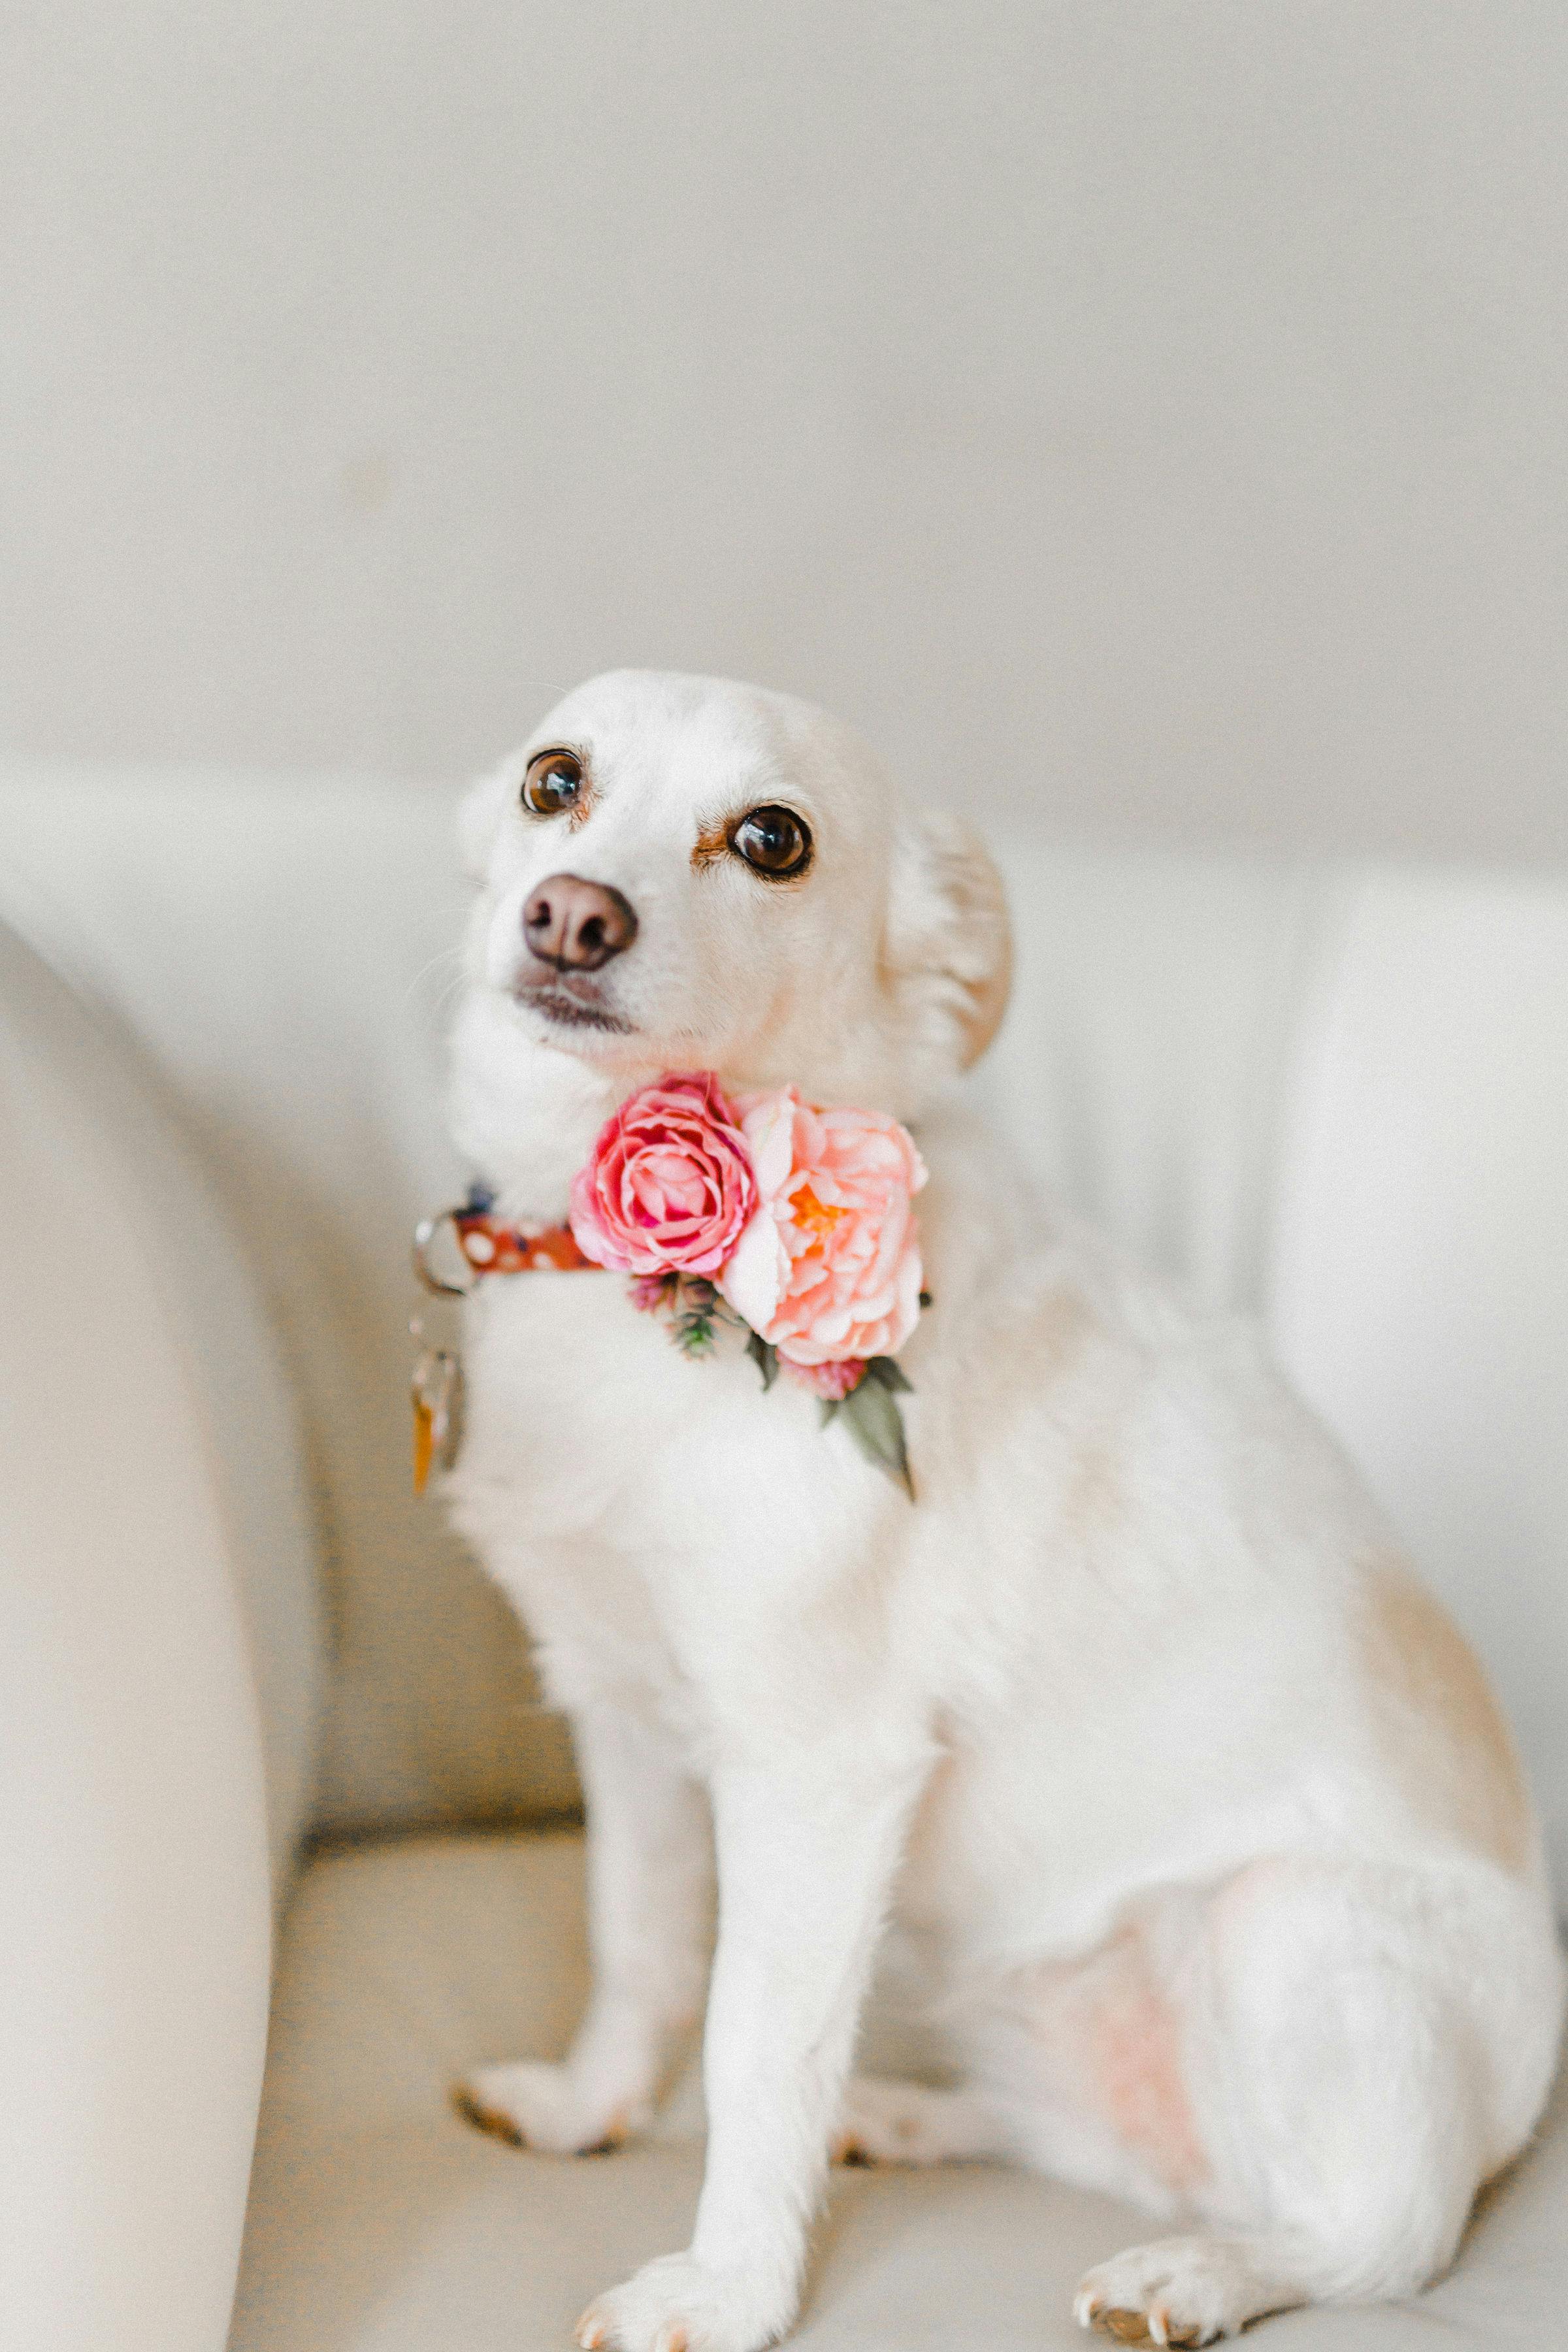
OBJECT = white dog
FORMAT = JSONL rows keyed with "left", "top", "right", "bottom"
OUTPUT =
{"left": 443, "top": 670, "right": 1563, "bottom": 2351}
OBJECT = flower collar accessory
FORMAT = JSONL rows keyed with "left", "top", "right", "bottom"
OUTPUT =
{"left": 414, "top": 1071, "right": 928, "bottom": 1497}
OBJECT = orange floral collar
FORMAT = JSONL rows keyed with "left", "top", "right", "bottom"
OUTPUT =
{"left": 413, "top": 1186, "right": 595, "bottom": 1294}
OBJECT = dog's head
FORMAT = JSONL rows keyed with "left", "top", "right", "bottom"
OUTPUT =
{"left": 458, "top": 670, "right": 1011, "bottom": 1113}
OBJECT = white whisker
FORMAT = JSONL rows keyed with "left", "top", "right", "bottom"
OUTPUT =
{"left": 404, "top": 945, "right": 466, "bottom": 1006}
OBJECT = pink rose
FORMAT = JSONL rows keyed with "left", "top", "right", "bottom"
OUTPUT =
{"left": 570, "top": 1073, "right": 757, "bottom": 1277}
{"left": 783, "top": 1356, "right": 867, "bottom": 1399}
{"left": 719, "top": 1088, "right": 926, "bottom": 1366}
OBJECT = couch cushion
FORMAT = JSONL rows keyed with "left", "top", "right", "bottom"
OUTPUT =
{"left": 0, "top": 915, "right": 287, "bottom": 2351}
{"left": 0, "top": 768, "right": 578, "bottom": 1840}
{"left": 229, "top": 1832, "right": 1568, "bottom": 2352}
{"left": 1266, "top": 872, "right": 1568, "bottom": 1894}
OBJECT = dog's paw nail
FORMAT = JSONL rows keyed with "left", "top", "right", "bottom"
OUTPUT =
{"left": 1073, "top": 2287, "right": 1103, "bottom": 2328}
{"left": 574, "top": 2308, "right": 609, "bottom": 2350}
{"left": 653, "top": 2327, "right": 688, "bottom": 2352}
{"left": 1147, "top": 2303, "right": 1205, "bottom": 2349}
{"left": 578, "top": 2103, "right": 630, "bottom": 2157}
{"left": 450, "top": 2083, "right": 524, "bottom": 2146}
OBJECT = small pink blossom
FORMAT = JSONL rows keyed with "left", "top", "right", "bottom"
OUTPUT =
{"left": 629, "top": 1272, "right": 674, "bottom": 1313}
{"left": 782, "top": 1356, "right": 867, "bottom": 1399}
{"left": 719, "top": 1087, "right": 926, "bottom": 1366}
{"left": 570, "top": 1073, "right": 756, "bottom": 1277}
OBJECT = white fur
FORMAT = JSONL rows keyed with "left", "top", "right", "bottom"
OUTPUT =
{"left": 443, "top": 670, "right": 1564, "bottom": 2351}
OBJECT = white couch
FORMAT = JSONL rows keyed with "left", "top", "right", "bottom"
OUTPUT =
{"left": 1, "top": 768, "right": 1563, "bottom": 2352}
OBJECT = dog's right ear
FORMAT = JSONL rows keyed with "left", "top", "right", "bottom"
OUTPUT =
{"left": 457, "top": 762, "right": 515, "bottom": 882}
{"left": 882, "top": 811, "right": 1013, "bottom": 1077}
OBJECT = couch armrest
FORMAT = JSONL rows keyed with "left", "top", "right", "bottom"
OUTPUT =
{"left": 0, "top": 921, "right": 318, "bottom": 2351}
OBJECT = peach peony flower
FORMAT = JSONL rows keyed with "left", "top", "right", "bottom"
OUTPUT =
{"left": 570, "top": 1073, "right": 756, "bottom": 1277}
{"left": 719, "top": 1088, "right": 926, "bottom": 1366}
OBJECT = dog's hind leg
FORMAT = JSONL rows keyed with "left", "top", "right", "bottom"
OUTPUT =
{"left": 831, "top": 2074, "right": 1015, "bottom": 2166}
{"left": 1072, "top": 1859, "right": 1562, "bottom": 2345}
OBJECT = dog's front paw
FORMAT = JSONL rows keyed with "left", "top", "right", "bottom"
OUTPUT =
{"left": 453, "top": 2061, "right": 642, "bottom": 2156}
{"left": 576, "top": 2251, "right": 793, "bottom": 2352}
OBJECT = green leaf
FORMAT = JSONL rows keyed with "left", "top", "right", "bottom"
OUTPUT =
{"left": 818, "top": 1397, "right": 841, "bottom": 1429}
{"left": 864, "top": 1355, "right": 913, "bottom": 1394}
{"left": 836, "top": 1375, "right": 915, "bottom": 1499}
{"left": 745, "top": 1331, "right": 779, "bottom": 1391}
{"left": 674, "top": 1309, "right": 717, "bottom": 1354}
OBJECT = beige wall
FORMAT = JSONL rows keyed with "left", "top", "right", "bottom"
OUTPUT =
{"left": 3, "top": 4, "right": 1565, "bottom": 858}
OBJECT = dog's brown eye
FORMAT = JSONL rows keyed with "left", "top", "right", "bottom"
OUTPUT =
{"left": 732, "top": 805, "right": 811, "bottom": 879}
{"left": 522, "top": 749, "right": 584, "bottom": 815}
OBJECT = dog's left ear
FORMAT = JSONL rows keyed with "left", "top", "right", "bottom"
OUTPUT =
{"left": 883, "top": 811, "right": 1013, "bottom": 1074}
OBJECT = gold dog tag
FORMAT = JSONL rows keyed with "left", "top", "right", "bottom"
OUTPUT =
{"left": 410, "top": 1330, "right": 464, "bottom": 1494}
{"left": 412, "top": 1388, "right": 435, "bottom": 1494}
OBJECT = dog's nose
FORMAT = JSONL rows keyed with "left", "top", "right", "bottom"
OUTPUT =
{"left": 522, "top": 874, "right": 639, "bottom": 972}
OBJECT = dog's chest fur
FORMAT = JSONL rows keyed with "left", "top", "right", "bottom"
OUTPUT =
{"left": 443, "top": 1252, "right": 906, "bottom": 1744}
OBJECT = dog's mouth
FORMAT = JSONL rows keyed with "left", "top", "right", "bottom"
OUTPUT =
{"left": 512, "top": 974, "right": 636, "bottom": 1036}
